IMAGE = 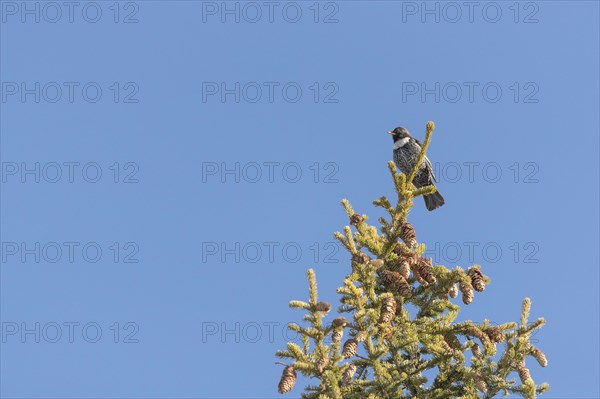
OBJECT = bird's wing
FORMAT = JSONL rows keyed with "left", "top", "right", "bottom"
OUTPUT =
{"left": 414, "top": 138, "right": 437, "bottom": 183}
{"left": 424, "top": 154, "right": 437, "bottom": 183}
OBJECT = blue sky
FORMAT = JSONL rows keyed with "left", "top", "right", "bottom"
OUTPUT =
{"left": 1, "top": 1, "right": 598, "bottom": 398}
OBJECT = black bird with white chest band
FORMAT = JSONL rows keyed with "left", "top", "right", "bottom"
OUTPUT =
{"left": 388, "top": 126, "right": 445, "bottom": 211}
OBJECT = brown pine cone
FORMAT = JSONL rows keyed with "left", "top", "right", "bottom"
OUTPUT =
{"left": 379, "top": 270, "right": 397, "bottom": 286}
{"left": 459, "top": 279, "right": 474, "bottom": 305}
{"left": 332, "top": 329, "right": 343, "bottom": 343}
{"left": 471, "top": 342, "right": 481, "bottom": 357}
{"left": 398, "top": 260, "right": 411, "bottom": 280}
{"left": 517, "top": 362, "right": 532, "bottom": 384}
{"left": 355, "top": 331, "right": 368, "bottom": 342}
{"left": 314, "top": 302, "right": 331, "bottom": 313}
{"left": 392, "top": 242, "right": 404, "bottom": 256}
{"left": 468, "top": 267, "right": 486, "bottom": 292}
{"left": 448, "top": 283, "right": 458, "bottom": 298}
{"left": 332, "top": 317, "right": 348, "bottom": 328}
{"left": 397, "top": 252, "right": 417, "bottom": 275}
{"left": 485, "top": 326, "right": 504, "bottom": 343}
{"left": 342, "top": 364, "right": 357, "bottom": 385}
{"left": 414, "top": 257, "right": 437, "bottom": 285}
{"left": 444, "top": 333, "right": 462, "bottom": 350}
{"left": 277, "top": 365, "right": 297, "bottom": 394}
{"left": 342, "top": 338, "right": 359, "bottom": 358}
{"left": 441, "top": 339, "right": 453, "bottom": 355}
{"left": 412, "top": 266, "right": 429, "bottom": 286}
{"left": 400, "top": 222, "right": 417, "bottom": 248}
{"left": 397, "top": 278, "right": 412, "bottom": 298}
{"left": 331, "top": 317, "right": 347, "bottom": 343}
{"left": 378, "top": 295, "right": 397, "bottom": 324}
{"left": 379, "top": 270, "right": 412, "bottom": 298}
{"left": 352, "top": 252, "right": 370, "bottom": 265}
{"left": 467, "top": 326, "right": 487, "bottom": 342}
{"left": 350, "top": 214, "right": 363, "bottom": 226}
{"left": 531, "top": 347, "right": 548, "bottom": 367}
{"left": 317, "top": 356, "right": 329, "bottom": 373}
{"left": 368, "top": 259, "right": 384, "bottom": 269}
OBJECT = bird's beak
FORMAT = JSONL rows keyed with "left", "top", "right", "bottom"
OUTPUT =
{"left": 387, "top": 131, "right": 394, "bottom": 135}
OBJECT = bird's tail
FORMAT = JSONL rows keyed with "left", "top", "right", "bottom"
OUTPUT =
{"left": 424, "top": 190, "right": 445, "bottom": 211}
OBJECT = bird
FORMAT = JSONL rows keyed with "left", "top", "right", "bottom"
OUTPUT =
{"left": 388, "top": 126, "right": 444, "bottom": 211}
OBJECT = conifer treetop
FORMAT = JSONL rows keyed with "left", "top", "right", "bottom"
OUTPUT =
{"left": 276, "top": 121, "right": 548, "bottom": 399}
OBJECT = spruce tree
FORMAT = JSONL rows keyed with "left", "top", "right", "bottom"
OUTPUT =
{"left": 275, "top": 121, "right": 548, "bottom": 399}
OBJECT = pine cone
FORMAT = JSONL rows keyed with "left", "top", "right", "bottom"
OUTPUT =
{"left": 379, "top": 270, "right": 396, "bottom": 286}
{"left": 531, "top": 347, "right": 548, "bottom": 367}
{"left": 342, "top": 338, "right": 359, "bottom": 358}
{"left": 397, "top": 278, "right": 412, "bottom": 298}
{"left": 414, "top": 257, "right": 437, "bottom": 285}
{"left": 471, "top": 342, "right": 481, "bottom": 357}
{"left": 332, "top": 329, "right": 343, "bottom": 343}
{"left": 468, "top": 267, "right": 486, "bottom": 292}
{"left": 352, "top": 252, "right": 370, "bottom": 265}
{"left": 368, "top": 259, "right": 384, "bottom": 269}
{"left": 314, "top": 302, "right": 331, "bottom": 313}
{"left": 378, "top": 295, "right": 397, "bottom": 324}
{"left": 441, "top": 339, "right": 453, "bottom": 355}
{"left": 379, "top": 270, "right": 412, "bottom": 298}
{"left": 467, "top": 326, "right": 487, "bottom": 342}
{"left": 444, "top": 333, "right": 462, "bottom": 350}
{"left": 277, "top": 365, "right": 297, "bottom": 394}
{"left": 459, "top": 279, "right": 474, "bottom": 305}
{"left": 331, "top": 317, "right": 348, "bottom": 343}
{"left": 350, "top": 214, "right": 363, "bottom": 226}
{"left": 517, "top": 362, "right": 532, "bottom": 384}
{"left": 342, "top": 364, "right": 357, "bottom": 385}
{"left": 400, "top": 222, "right": 417, "bottom": 249}
{"left": 355, "top": 331, "right": 367, "bottom": 342}
{"left": 397, "top": 252, "right": 417, "bottom": 274}
{"left": 332, "top": 317, "right": 348, "bottom": 328}
{"left": 485, "top": 326, "right": 504, "bottom": 343}
{"left": 392, "top": 242, "right": 404, "bottom": 256}
{"left": 398, "top": 260, "right": 411, "bottom": 280}
{"left": 317, "top": 356, "right": 329, "bottom": 373}
{"left": 448, "top": 283, "right": 458, "bottom": 298}
{"left": 412, "top": 266, "right": 429, "bottom": 286}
